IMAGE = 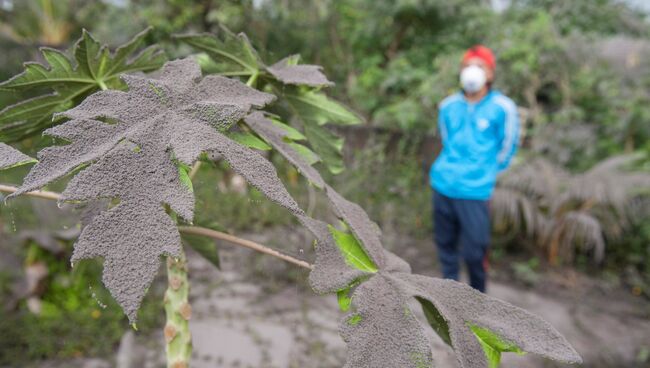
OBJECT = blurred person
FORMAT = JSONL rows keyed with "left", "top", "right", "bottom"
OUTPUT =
{"left": 430, "top": 45, "right": 519, "bottom": 292}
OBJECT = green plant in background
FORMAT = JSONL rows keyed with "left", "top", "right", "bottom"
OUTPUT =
{"left": 0, "top": 28, "right": 582, "bottom": 368}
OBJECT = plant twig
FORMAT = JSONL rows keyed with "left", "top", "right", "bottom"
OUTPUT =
{"left": 0, "top": 184, "right": 61, "bottom": 201}
{"left": 178, "top": 226, "right": 312, "bottom": 270}
{"left": 0, "top": 184, "right": 313, "bottom": 270}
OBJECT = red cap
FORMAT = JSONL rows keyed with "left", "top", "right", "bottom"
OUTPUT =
{"left": 462, "top": 45, "right": 496, "bottom": 70}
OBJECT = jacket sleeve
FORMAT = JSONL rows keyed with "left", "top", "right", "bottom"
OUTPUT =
{"left": 496, "top": 99, "right": 520, "bottom": 172}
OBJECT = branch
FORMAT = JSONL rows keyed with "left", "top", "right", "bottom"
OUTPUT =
{"left": 0, "top": 184, "right": 61, "bottom": 201}
{"left": 0, "top": 184, "right": 313, "bottom": 270}
{"left": 178, "top": 226, "right": 312, "bottom": 270}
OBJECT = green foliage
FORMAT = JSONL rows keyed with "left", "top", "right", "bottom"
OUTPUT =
{"left": 469, "top": 324, "right": 526, "bottom": 368}
{"left": 0, "top": 252, "right": 162, "bottom": 364}
{"left": 0, "top": 28, "right": 166, "bottom": 141}
{"left": 174, "top": 28, "right": 263, "bottom": 76}
{"left": 416, "top": 297, "right": 451, "bottom": 346}
{"left": 329, "top": 225, "right": 378, "bottom": 273}
{"left": 176, "top": 29, "right": 362, "bottom": 174}
{"left": 337, "top": 285, "right": 354, "bottom": 312}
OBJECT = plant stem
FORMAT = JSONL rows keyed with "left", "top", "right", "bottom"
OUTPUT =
{"left": 245, "top": 72, "right": 259, "bottom": 87}
{"left": 164, "top": 248, "right": 192, "bottom": 368}
{"left": 178, "top": 226, "right": 312, "bottom": 270}
{"left": 0, "top": 185, "right": 313, "bottom": 269}
{"left": 0, "top": 184, "right": 61, "bottom": 201}
{"left": 188, "top": 161, "right": 201, "bottom": 180}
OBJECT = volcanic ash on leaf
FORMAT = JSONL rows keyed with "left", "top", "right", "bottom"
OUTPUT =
{"left": 387, "top": 274, "right": 583, "bottom": 368}
{"left": 11, "top": 58, "right": 274, "bottom": 322}
{"left": 340, "top": 275, "right": 434, "bottom": 368}
{"left": 0, "top": 143, "right": 35, "bottom": 170}
{"left": 266, "top": 56, "right": 334, "bottom": 87}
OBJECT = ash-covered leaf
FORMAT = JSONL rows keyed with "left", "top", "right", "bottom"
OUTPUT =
{"left": 388, "top": 273, "right": 583, "bottom": 368}
{"left": 243, "top": 112, "right": 579, "bottom": 368}
{"left": 325, "top": 187, "right": 386, "bottom": 268}
{"left": 340, "top": 274, "right": 434, "bottom": 368}
{"left": 244, "top": 112, "right": 325, "bottom": 188}
{"left": 0, "top": 28, "right": 166, "bottom": 141}
{"left": 267, "top": 55, "right": 334, "bottom": 87}
{"left": 197, "top": 123, "right": 368, "bottom": 293}
{"left": 178, "top": 27, "right": 359, "bottom": 174}
{"left": 10, "top": 58, "right": 274, "bottom": 322}
{"left": 245, "top": 112, "right": 386, "bottom": 269}
{"left": 176, "top": 32, "right": 334, "bottom": 89}
{"left": 0, "top": 143, "right": 36, "bottom": 170}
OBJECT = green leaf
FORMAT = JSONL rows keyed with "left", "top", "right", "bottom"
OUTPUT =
{"left": 177, "top": 163, "right": 194, "bottom": 193}
{"left": 469, "top": 324, "right": 526, "bottom": 368}
{"left": 174, "top": 27, "right": 263, "bottom": 76}
{"left": 271, "top": 118, "right": 306, "bottom": 141}
{"left": 348, "top": 314, "right": 363, "bottom": 326}
{"left": 303, "top": 123, "right": 345, "bottom": 174}
{"left": 288, "top": 142, "right": 320, "bottom": 165}
{"left": 285, "top": 89, "right": 361, "bottom": 126}
{"left": 181, "top": 233, "right": 220, "bottom": 269}
{"left": 337, "top": 288, "right": 353, "bottom": 312}
{"left": 416, "top": 297, "right": 451, "bottom": 346}
{"left": 282, "top": 89, "right": 359, "bottom": 174}
{"left": 268, "top": 118, "right": 321, "bottom": 164}
{"left": 328, "top": 225, "right": 378, "bottom": 273}
{"left": 337, "top": 282, "right": 361, "bottom": 312}
{"left": 226, "top": 131, "right": 272, "bottom": 150}
{"left": 0, "top": 27, "right": 166, "bottom": 141}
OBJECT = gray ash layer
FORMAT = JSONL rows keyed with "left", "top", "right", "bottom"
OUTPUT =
{"left": 0, "top": 143, "right": 34, "bottom": 170}
{"left": 387, "top": 273, "right": 583, "bottom": 368}
{"left": 205, "top": 123, "right": 366, "bottom": 293}
{"left": 266, "top": 57, "right": 335, "bottom": 87}
{"left": 244, "top": 112, "right": 326, "bottom": 189}
{"left": 340, "top": 274, "right": 434, "bottom": 368}
{"left": 10, "top": 58, "right": 274, "bottom": 322}
{"left": 245, "top": 112, "right": 386, "bottom": 278}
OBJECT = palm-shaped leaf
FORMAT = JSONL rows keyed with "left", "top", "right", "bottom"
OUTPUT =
{"left": 0, "top": 143, "right": 36, "bottom": 170}
{"left": 10, "top": 58, "right": 274, "bottom": 322}
{"left": 0, "top": 27, "right": 166, "bottom": 141}
{"left": 389, "top": 273, "right": 582, "bottom": 368}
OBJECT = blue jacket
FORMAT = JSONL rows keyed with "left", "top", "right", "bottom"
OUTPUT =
{"left": 430, "top": 90, "right": 519, "bottom": 200}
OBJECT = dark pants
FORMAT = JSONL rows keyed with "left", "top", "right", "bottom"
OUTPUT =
{"left": 433, "top": 190, "right": 490, "bottom": 292}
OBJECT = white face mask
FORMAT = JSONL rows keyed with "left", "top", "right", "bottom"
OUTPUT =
{"left": 460, "top": 65, "right": 487, "bottom": 93}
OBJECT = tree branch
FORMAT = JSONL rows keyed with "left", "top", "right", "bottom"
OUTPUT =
{"left": 0, "top": 184, "right": 313, "bottom": 270}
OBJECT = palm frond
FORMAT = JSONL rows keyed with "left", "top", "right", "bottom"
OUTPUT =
{"left": 558, "top": 211, "right": 606, "bottom": 263}
{"left": 491, "top": 187, "right": 547, "bottom": 239}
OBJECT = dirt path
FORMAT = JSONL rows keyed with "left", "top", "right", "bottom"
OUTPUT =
{"left": 110, "top": 241, "right": 649, "bottom": 368}
{"left": 43, "top": 229, "right": 650, "bottom": 368}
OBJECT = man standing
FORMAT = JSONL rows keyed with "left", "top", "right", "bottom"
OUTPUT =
{"left": 430, "top": 45, "right": 519, "bottom": 292}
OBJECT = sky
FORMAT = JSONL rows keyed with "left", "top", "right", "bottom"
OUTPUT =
{"left": 491, "top": 0, "right": 650, "bottom": 13}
